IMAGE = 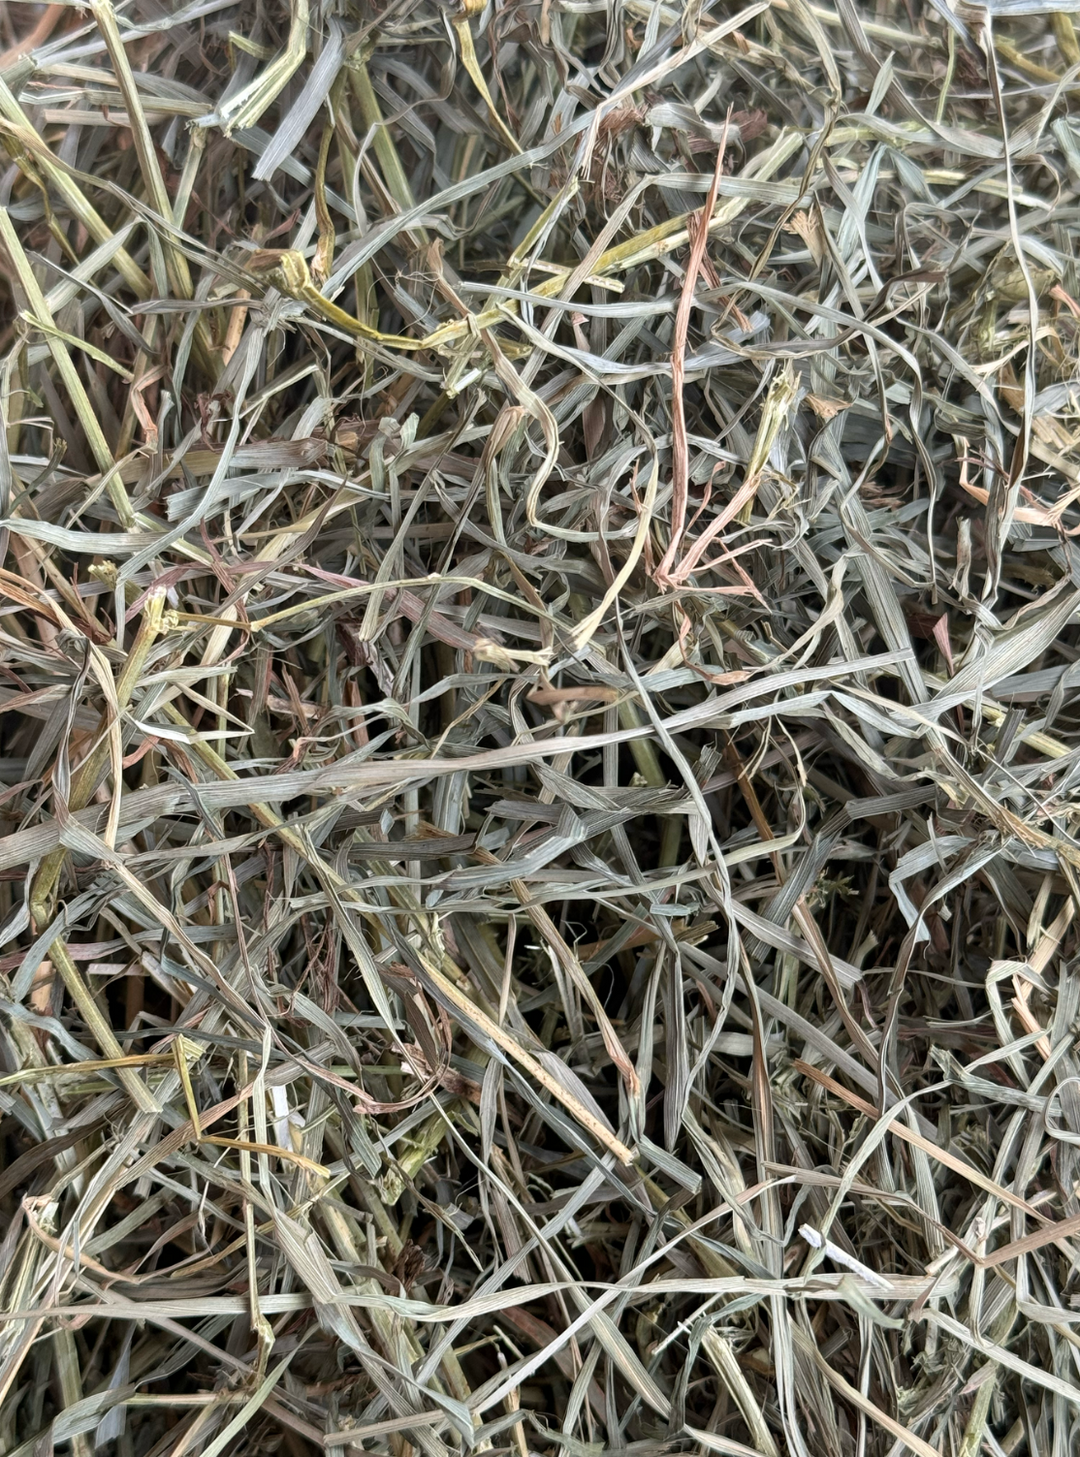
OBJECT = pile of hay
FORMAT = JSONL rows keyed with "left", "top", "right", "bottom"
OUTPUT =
{"left": 1, "top": 1, "right": 1079, "bottom": 1453}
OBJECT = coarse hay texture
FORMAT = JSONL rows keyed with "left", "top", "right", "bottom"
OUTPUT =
{"left": 1, "top": 0, "right": 1080, "bottom": 1454}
